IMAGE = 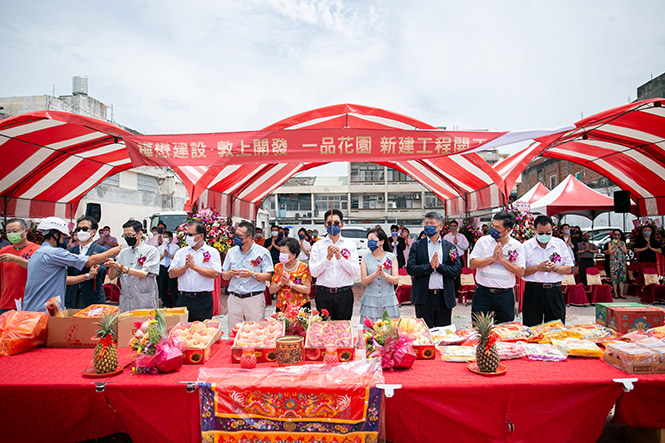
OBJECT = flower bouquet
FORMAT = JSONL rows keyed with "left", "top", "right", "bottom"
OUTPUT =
{"left": 271, "top": 305, "right": 330, "bottom": 337}
{"left": 506, "top": 202, "right": 535, "bottom": 242}
{"left": 129, "top": 310, "right": 186, "bottom": 374}
{"left": 363, "top": 311, "right": 416, "bottom": 370}
{"left": 175, "top": 208, "right": 235, "bottom": 254}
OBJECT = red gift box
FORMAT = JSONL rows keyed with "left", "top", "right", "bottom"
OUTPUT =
{"left": 607, "top": 306, "right": 664, "bottom": 334}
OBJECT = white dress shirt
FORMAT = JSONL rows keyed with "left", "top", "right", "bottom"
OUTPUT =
{"left": 470, "top": 235, "right": 526, "bottom": 289}
{"left": 443, "top": 231, "right": 470, "bottom": 257}
{"left": 79, "top": 241, "right": 92, "bottom": 256}
{"left": 309, "top": 235, "right": 360, "bottom": 288}
{"left": 169, "top": 244, "right": 222, "bottom": 292}
{"left": 159, "top": 242, "right": 180, "bottom": 267}
{"left": 522, "top": 237, "right": 574, "bottom": 283}
{"left": 427, "top": 236, "right": 444, "bottom": 290}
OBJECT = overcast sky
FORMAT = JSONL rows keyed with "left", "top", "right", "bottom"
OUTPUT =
{"left": 2, "top": 0, "right": 664, "bottom": 175}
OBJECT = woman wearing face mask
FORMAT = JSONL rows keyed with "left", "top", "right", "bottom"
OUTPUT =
{"left": 268, "top": 237, "right": 311, "bottom": 312}
{"left": 633, "top": 225, "right": 662, "bottom": 283}
{"left": 296, "top": 228, "right": 312, "bottom": 264}
{"left": 359, "top": 228, "right": 399, "bottom": 322}
{"left": 608, "top": 230, "right": 628, "bottom": 299}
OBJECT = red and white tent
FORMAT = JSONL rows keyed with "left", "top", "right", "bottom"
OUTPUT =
{"left": 516, "top": 182, "right": 550, "bottom": 205}
{"left": 530, "top": 175, "right": 627, "bottom": 219}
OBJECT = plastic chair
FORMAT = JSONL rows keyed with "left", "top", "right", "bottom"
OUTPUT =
{"left": 586, "top": 267, "right": 613, "bottom": 304}
{"left": 396, "top": 268, "right": 412, "bottom": 305}
{"left": 626, "top": 262, "right": 641, "bottom": 297}
{"left": 563, "top": 273, "right": 588, "bottom": 306}
{"left": 458, "top": 267, "right": 476, "bottom": 305}
{"left": 640, "top": 268, "right": 665, "bottom": 304}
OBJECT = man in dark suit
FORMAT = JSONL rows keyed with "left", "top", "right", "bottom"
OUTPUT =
{"left": 407, "top": 211, "right": 462, "bottom": 328}
{"left": 65, "top": 216, "right": 108, "bottom": 309}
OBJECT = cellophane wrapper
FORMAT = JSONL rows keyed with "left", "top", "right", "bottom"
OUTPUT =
{"left": 0, "top": 311, "right": 48, "bottom": 356}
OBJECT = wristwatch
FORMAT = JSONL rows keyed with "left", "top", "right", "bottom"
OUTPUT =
{"left": 252, "top": 272, "right": 257, "bottom": 279}
{"left": 85, "top": 273, "right": 90, "bottom": 280}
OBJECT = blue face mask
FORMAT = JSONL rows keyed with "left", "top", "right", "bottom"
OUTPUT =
{"left": 536, "top": 234, "right": 552, "bottom": 244}
{"left": 157, "top": 227, "right": 164, "bottom": 234}
{"left": 367, "top": 240, "right": 379, "bottom": 251}
{"left": 299, "top": 234, "right": 305, "bottom": 240}
{"left": 326, "top": 224, "right": 341, "bottom": 236}
{"left": 489, "top": 227, "right": 501, "bottom": 240}
{"left": 234, "top": 235, "right": 244, "bottom": 246}
{"left": 423, "top": 225, "right": 438, "bottom": 237}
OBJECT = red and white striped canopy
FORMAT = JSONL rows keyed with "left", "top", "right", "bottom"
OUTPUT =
{"left": 495, "top": 98, "right": 665, "bottom": 216}
{"left": 515, "top": 182, "right": 549, "bottom": 205}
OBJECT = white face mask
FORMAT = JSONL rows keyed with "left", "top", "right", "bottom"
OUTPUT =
{"left": 186, "top": 235, "right": 198, "bottom": 248}
{"left": 77, "top": 231, "right": 91, "bottom": 242}
{"left": 271, "top": 231, "right": 278, "bottom": 237}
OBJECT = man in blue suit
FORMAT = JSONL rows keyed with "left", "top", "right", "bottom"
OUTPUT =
{"left": 407, "top": 211, "right": 462, "bottom": 327}
{"left": 66, "top": 216, "right": 108, "bottom": 309}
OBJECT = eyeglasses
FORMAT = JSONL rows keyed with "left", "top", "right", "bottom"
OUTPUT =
{"left": 74, "top": 226, "right": 91, "bottom": 232}
{"left": 122, "top": 234, "right": 137, "bottom": 239}
{"left": 325, "top": 221, "right": 341, "bottom": 227}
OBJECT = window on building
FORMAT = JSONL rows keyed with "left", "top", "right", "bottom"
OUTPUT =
{"left": 350, "top": 164, "right": 384, "bottom": 182}
{"left": 549, "top": 175, "right": 557, "bottom": 189}
{"left": 137, "top": 174, "right": 157, "bottom": 193}
{"left": 280, "top": 194, "right": 311, "bottom": 211}
{"left": 388, "top": 193, "right": 421, "bottom": 209}
{"left": 537, "top": 170, "right": 544, "bottom": 184}
{"left": 102, "top": 174, "right": 119, "bottom": 187}
{"left": 387, "top": 168, "right": 415, "bottom": 182}
{"left": 315, "top": 195, "right": 347, "bottom": 211}
{"left": 259, "top": 197, "right": 274, "bottom": 211}
{"left": 575, "top": 172, "right": 582, "bottom": 180}
{"left": 424, "top": 192, "right": 444, "bottom": 208}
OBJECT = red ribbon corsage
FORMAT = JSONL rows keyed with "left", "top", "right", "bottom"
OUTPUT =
{"left": 340, "top": 248, "right": 350, "bottom": 260}
{"left": 250, "top": 256, "right": 262, "bottom": 267}
{"left": 203, "top": 251, "right": 211, "bottom": 263}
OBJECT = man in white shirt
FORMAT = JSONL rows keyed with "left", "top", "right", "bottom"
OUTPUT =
{"left": 169, "top": 221, "right": 222, "bottom": 321}
{"left": 443, "top": 219, "right": 470, "bottom": 300}
{"left": 221, "top": 221, "right": 273, "bottom": 331}
{"left": 522, "top": 215, "right": 575, "bottom": 326}
{"left": 147, "top": 221, "right": 168, "bottom": 248}
{"left": 469, "top": 211, "right": 526, "bottom": 324}
{"left": 158, "top": 231, "right": 180, "bottom": 308}
{"left": 309, "top": 209, "right": 360, "bottom": 320}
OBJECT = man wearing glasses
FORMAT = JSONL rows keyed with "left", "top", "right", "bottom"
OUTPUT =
{"left": 222, "top": 221, "right": 273, "bottom": 331}
{"left": 65, "top": 216, "right": 108, "bottom": 309}
{"left": 469, "top": 211, "right": 525, "bottom": 324}
{"left": 105, "top": 220, "right": 160, "bottom": 312}
{"left": 309, "top": 209, "right": 360, "bottom": 320}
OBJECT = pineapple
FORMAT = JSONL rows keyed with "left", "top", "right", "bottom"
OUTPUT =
{"left": 472, "top": 311, "right": 499, "bottom": 373}
{"left": 94, "top": 312, "right": 119, "bottom": 374}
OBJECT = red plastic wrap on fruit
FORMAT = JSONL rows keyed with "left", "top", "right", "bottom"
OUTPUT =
{"left": 393, "top": 343, "right": 417, "bottom": 369}
{"left": 0, "top": 311, "right": 48, "bottom": 356}
{"left": 155, "top": 342, "right": 184, "bottom": 373}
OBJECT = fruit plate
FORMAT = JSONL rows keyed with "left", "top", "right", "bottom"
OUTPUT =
{"left": 467, "top": 362, "right": 507, "bottom": 376}
{"left": 82, "top": 365, "right": 123, "bottom": 377}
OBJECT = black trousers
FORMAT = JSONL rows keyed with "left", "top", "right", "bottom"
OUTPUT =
{"left": 522, "top": 282, "right": 566, "bottom": 327}
{"left": 578, "top": 258, "right": 594, "bottom": 285}
{"left": 415, "top": 289, "right": 451, "bottom": 328}
{"left": 314, "top": 286, "right": 354, "bottom": 320}
{"left": 158, "top": 265, "right": 179, "bottom": 308}
{"left": 176, "top": 291, "right": 213, "bottom": 322}
{"left": 471, "top": 285, "right": 515, "bottom": 324}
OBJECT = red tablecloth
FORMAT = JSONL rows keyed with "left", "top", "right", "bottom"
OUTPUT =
{"left": 1, "top": 343, "right": 665, "bottom": 442}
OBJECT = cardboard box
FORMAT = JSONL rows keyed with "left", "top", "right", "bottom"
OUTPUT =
{"left": 607, "top": 306, "right": 664, "bottom": 334}
{"left": 47, "top": 309, "right": 113, "bottom": 348}
{"left": 117, "top": 308, "right": 188, "bottom": 348}
{"left": 171, "top": 320, "right": 223, "bottom": 364}
{"left": 304, "top": 320, "right": 354, "bottom": 362}
{"left": 231, "top": 320, "right": 285, "bottom": 363}
{"left": 595, "top": 302, "right": 644, "bottom": 326}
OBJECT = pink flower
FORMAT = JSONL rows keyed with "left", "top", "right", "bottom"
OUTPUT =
{"left": 363, "top": 317, "right": 375, "bottom": 329}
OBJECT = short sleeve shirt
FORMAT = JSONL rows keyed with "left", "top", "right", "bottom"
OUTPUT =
{"left": 169, "top": 244, "right": 221, "bottom": 292}
{"left": 222, "top": 243, "right": 274, "bottom": 294}
{"left": 0, "top": 242, "right": 40, "bottom": 309}
{"left": 23, "top": 243, "right": 88, "bottom": 312}
{"left": 470, "top": 235, "right": 526, "bottom": 289}
{"left": 522, "top": 237, "right": 575, "bottom": 283}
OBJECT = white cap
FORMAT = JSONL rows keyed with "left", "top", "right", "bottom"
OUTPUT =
{"left": 37, "top": 217, "right": 70, "bottom": 236}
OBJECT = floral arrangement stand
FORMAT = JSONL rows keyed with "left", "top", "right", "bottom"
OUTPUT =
{"left": 505, "top": 201, "right": 535, "bottom": 242}
{"left": 175, "top": 208, "right": 235, "bottom": 254}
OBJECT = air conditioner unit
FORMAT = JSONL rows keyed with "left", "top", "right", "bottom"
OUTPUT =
{"left": 306, "top": 212, "right": 312, "bottom": 217}
{"left": 377, "top": 196, "right": 384, "bottom": 202}
{"left": 387, "top": 202, "right": 397, "bottom": 209}
{"left": 412, "top": 193, "right": 421, "bottom": 200}
{"left": 295, "top": 213, "right": 300, "bottom": 219}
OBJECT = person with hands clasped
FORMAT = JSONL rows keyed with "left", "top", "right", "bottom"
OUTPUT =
{"left": 522, "top": 215, "right": 574, "bottom": 326}
{"left": 309, "top": 209, "right": 360, "bottom": 321}
{"left": 221, "top": 221, "right": 273, "bottom": 331}
{"left": 406, "top": 211, "right": 462, "bottom": 328}
{"left": 268, "top": 237, "right": 312, "bottom": 312}
{"left": 469, "top": 211, "right": 526, "bottom": 325}
{"left": 359, "top": 228, "right": 399, "bottom": 322}
{"left": 608, "top": 229, "right": 629, "bottom": 299}
{"left": 105, "top": 220, "right": 159, "bottom": 313}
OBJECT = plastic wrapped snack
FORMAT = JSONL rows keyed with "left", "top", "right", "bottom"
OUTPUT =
{"left": 493, "top": 322, "right": 537, "bottom": 342}
{"left": 604, "top": 341, "right": 662, "bottom": 366}
{"left": 519, "top": 342, "right": 567, "bottom": 362}
{"left": 73, "top": 304, "right": 119, "bottom": 318}
{"left": 646, "top": 326, "right": 665, "bottom": 340}
{"left": 430, "top": 326, "right": 474, "bottom": 346}
{"left": 439, "top": 345, "right": 476, "bottom": 362}
{"left": 44, "top": 296, "right": 64, "bottom": 317}
{"left": 551, "top": 338, "right": 604, "bottom": 358}
{"left": 539, "top": 328, "right": 582, "bottom": 344}
{"left": 569, "top": 324, "right": 617, "bottom": 342}
{"left": 496, "top": 341, "right": 527, "bottom": 360}
{"left": 0, "top": 311, "right": 49, "bottom": 356}
{"left": 531, "top": 320, "right": 565, "bottom": 336}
